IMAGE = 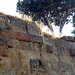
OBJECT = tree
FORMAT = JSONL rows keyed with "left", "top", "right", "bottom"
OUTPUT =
{"left": 17, "top": 0, "right": 75, "bottom": 35}
{"left": 49, "top": 0, "right": 75, "bottom": 35}
{"left": 72, "top": 15, "right": 75, "bottom": 36}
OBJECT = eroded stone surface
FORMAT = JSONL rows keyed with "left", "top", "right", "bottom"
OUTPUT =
{"left": 0, "top": 13, "right": 75, "bottom": 75}
{"left": 0, "top": 46, "right": 8, "bottom": 57}
{"left": 0, "top": 29, "right": 43, "bottom": 44}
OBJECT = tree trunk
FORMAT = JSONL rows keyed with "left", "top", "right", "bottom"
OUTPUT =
{"left": 56, "top": 8, "right": 62, "bottom": 36}
{"left": 47, "top": 19, "right": 55, "bottom": 37}
{"left": 43, "top": 15, "right": 54, "bottom": 35}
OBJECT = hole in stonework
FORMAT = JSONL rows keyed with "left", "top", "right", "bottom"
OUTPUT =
{"left": 30, "top": 59, "right": 47, "bottom": 73}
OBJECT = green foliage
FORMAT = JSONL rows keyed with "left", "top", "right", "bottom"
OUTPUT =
{"left": 37, "top": 59, "right": 46, "bottom": 70}
{"left": 17, "top": 0, "right": 75, "bottom": 34}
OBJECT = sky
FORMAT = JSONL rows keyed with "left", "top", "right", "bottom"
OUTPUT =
{"left": 0, "top": 0, "right": 74, "bottom": 37}
{"left": 0, "top": 0, "right": 20, "bottom": 17}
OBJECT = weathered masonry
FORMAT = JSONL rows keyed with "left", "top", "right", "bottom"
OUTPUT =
{"left": 0, "top": 12, "right": 75, "bottom": 75}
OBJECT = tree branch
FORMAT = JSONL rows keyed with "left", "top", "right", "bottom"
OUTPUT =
{"left": 60, "top": 9, "right": 69, "bottom": 33}
{"left": 56, "top": 8, "right": 62, "bottom": 33}
{"left": 36, "top": 12, "right": 54, "bottom": 32}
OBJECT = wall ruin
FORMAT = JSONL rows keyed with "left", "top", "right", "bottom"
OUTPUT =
{"left": 0, "top": 13, "right": 75, "bottom": 75}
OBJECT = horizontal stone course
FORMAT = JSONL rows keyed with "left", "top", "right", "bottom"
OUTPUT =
{"left": 0, "top": 29, "right": 43, "bottom": 44}
{"left": 0, "top": 12, "right": 75, "bottom": 75}
{"left": 61, "top": 36, "right": 75, "bottom": 42}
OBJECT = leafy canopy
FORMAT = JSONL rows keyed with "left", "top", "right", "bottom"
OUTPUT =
{"left": 17, "top": 0, "right": 75, "bottom": 34}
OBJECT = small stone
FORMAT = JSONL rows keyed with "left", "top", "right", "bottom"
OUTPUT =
{"left": 46, "top": 44, "right": 53, "bottom": 53}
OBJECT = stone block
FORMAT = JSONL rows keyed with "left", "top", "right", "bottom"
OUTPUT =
{"left": 16, "top": 32, "right": 31, "bottom": 42}
{"left": 11, "top": 25, "right": 26, "bottom": 33}
{"left": 51, "top": 62, "right": 59, "bottom": 71}
{"left": 30, "top": 34, "right": 43, "bottom": 44}
{"left": 50, "top": 54, "right": 59, "bottom": 63}
{"left": 28, "top": 52, "right": 40, "bottom": 59}
{"left": 30, "top": 59, "right": 47, "bottom": 74}
{"left": 0, "top": 29, "right": 43, "bottom": 44}
{"left": 70, "top": 56, "right": 75, "bottom": 61}
{"left": 70, "top": 49, "right": 75, "bottom": 56}
{"left": 19, "top": 41, "right": 29, "bottom": 50}
{"left": 71, "top": 43, "right": 75, "bottom": 49}
{"left": 12, "top": 40, "right": 19, "bottom": 48}
{"left": 51, "top": 71, "right": 59, "bottom": 75}
{"left": 6, "top": 39, "right": 13, "bottom": 48}
{"left": 9, "top": 48, "right": 20, "bottom": 70}
{"left": 0, "top": 30, "right": 13, "bottom": 38}
{"left": 42, "top": 53, "right": 51, "bottom": 61}
{"left": 0, "top": 36, "right": 13, "bottom": 48}
{"left": 61, "top": 36, "right": 75, "bottom": 42}
{"left": 0, "top": 46, "right": 8, "bottom": 57}
{"left": 0, "top": 21, "right": 6, "bottom": 29}
{"left": 28, "top": 42, "right": 34, "bottom": 50}
{"left": 69, "top": 42, "right": 75, "bottom": 56}
{"left": 11, "top": 71, "right": 16, "bottom": 75}
{"left": 33, "top": 43, "right": 40, "bottom": 52}
{"left": 16, "top": 70, "right": 29, "bottom": 75}
{"left": 0, "top": 57, "right": 11, "bottom": 74}
{"left": 31, "top": 71, "right": 36, "bottom": 75}
{"left": 10, "top": 18, "right": 26, "bottom": 31}
{"left": 0, "top": 36, "right": 5, "bottom": 45}
{"left": 60, "top": 55, "right": 71, "bottom": 63}
{"left": 71, "top": 72, "right": 75, "bottom": 75}
{"left": 27, "top": 23, "right": 41, "bottom": 36}
{"left": 41, "top": 72, "right": 48, "bottom": 75}
{"left": 41, "top": 45, "right": 47, "bottom": 53}
{"left": 46, "top": 44, "right": 53, "bottom": 53}
{"left": 59, "top": 62, "right": 72, "bottom": 72}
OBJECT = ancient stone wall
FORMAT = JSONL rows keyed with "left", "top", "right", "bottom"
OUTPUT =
{"left": 0, "top": 13, "right": 75, "bottom": 75}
